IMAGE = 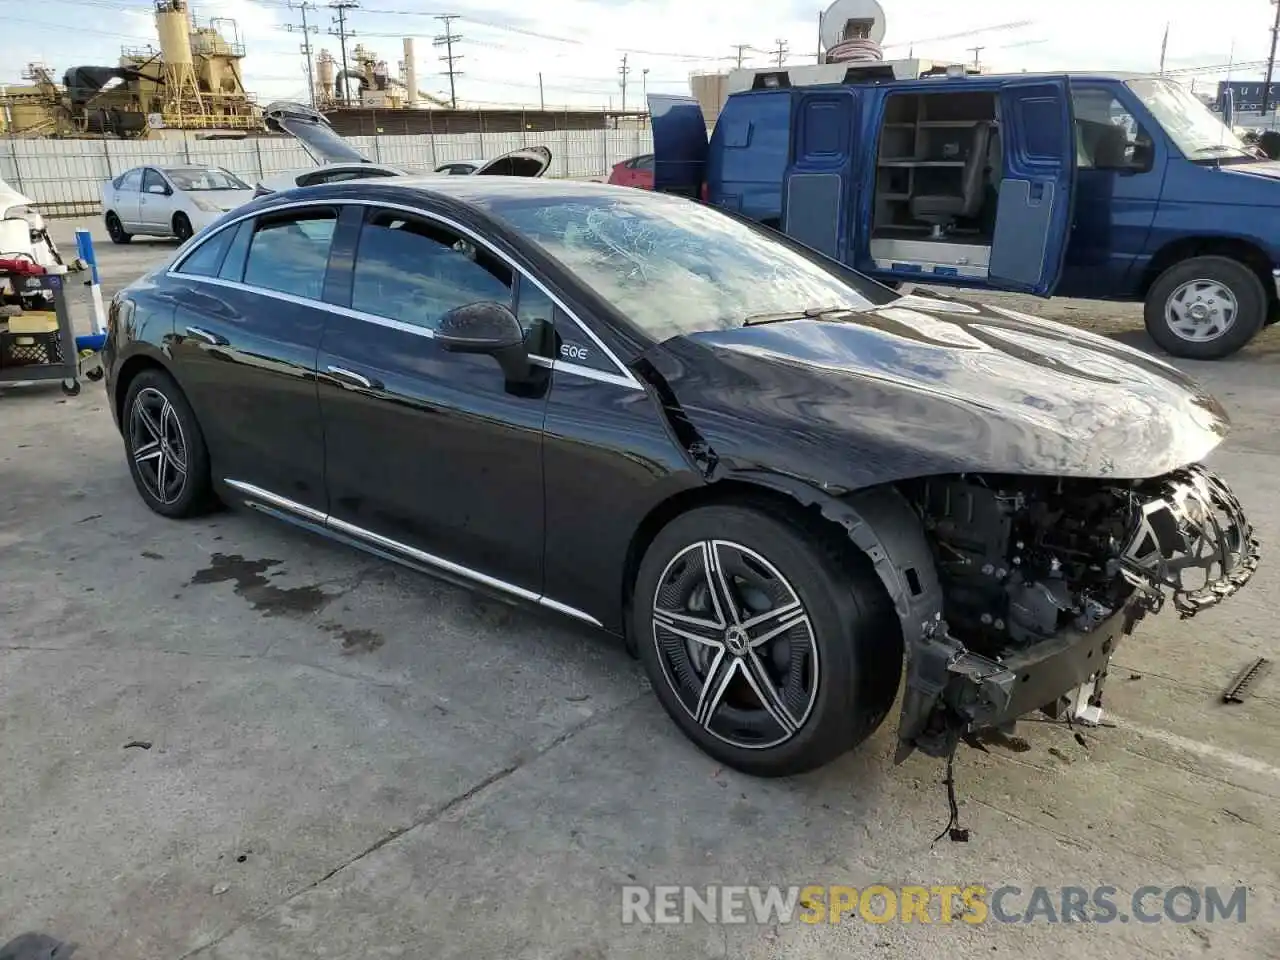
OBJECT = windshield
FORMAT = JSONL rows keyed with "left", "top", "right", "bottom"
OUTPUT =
{"left": 1126, "top": 79, "right": 1251, "bottom": 159}
{"left": 164, "top": 168, "right": 250, "bottom": 191}
{"left": 484, "top": 191, "right": 884, "bottom": 341}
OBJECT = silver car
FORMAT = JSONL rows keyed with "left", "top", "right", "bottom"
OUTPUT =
{"left": 101, "top": 166, "right": 255, "bottom": 244}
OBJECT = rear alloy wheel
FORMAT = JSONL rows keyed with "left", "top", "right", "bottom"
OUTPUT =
{"left": 633, "top": 504, "right": 900, "bottom": 777}
{"left": 105, "top": 212, "right": 131, "bottom": 245}
{"left": 1145, "top": 256, "right": 1266, "bottom": 359}
{"left": 123, "top": 370, "right": 215, "bottom": 518}
{"left": 172, "top": 213, "right": 194, "bottom": 243}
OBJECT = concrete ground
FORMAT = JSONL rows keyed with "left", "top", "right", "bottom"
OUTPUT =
{"left": 1, "top": 222, "right": 1278, "bottom": 959}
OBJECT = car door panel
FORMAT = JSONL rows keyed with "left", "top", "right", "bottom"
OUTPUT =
{"left": 316, "top": 205, "right": 549, "bottom": 593}
{"left": 139, "top": 168, "right": 173, "bottom": 233}
{"left": 167, "top": 209, "right": 337, "bottom": 512}
{"left": 115, "top": 170, "right": 143, "bottom": 230}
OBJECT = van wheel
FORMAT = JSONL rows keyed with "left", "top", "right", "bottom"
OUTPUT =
{"left": 105, "top": 212, "right": 131, "bottom": 244}
{"left": 632, "top": 503, "right": 901, "bottom": 777}
{"left": 1144, "top": 256, "right": 1266, "bottom": 360}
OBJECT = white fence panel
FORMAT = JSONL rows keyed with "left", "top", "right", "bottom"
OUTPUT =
{"left": 2, "top": 127, "right": 654, "bottom": 217}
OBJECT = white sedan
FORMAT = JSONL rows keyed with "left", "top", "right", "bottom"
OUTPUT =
{"left": 101, "top": 166, "right": 255, "bottom": 244}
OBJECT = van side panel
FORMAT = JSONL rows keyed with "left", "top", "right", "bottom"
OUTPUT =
{"left": 708, "top": 91, "right": 792, "bottom": 226}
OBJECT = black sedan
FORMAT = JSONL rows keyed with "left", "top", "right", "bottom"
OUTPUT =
{"left": 103, "top": 178, "right": 1259, "bottom": 777}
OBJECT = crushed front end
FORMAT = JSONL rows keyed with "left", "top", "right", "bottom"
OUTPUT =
{"left": 896, "top": 465, "right": 1260, "bottom": 760}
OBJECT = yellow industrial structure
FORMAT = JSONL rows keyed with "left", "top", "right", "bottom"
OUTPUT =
{"left": 314, "top": 39, "right": 453, "bottom": 110}
{"left": 0, "top": 0, "right": 260, "bottom": 138}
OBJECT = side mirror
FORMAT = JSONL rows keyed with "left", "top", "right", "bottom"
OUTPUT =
{"left": 147, "top": 184, "right": 170, "bottom": 195}
{"left": 437, "top": 301, "right": 529, "bottom": 381}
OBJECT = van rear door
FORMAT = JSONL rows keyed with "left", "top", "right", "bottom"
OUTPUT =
{"left": 989, "top": 78, "right": 1076, "bottom": 295}
{"left": 648, "top": 94, "right": 709, "bottom": 198}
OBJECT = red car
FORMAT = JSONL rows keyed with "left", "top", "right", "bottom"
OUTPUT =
{"left": 607, "top": 153, "right": 654, "bottom": 189}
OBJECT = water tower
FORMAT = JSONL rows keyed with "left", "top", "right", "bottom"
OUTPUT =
{"left": 820, "top": 0, "right": 887, "bottom": 63}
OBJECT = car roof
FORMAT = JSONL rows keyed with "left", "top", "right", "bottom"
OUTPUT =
{"left": 277, "top": 176, "right": 658, "bottom": 208}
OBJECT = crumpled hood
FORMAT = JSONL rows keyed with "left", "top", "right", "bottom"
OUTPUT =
{"left": 646, "top": 293, "right": 1229, "bottom": 488}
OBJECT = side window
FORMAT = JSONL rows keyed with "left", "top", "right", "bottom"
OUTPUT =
{"left": 634, "top": 154, "right": 654, "bottom": 172}
{"left": 351, "top": 210, "right": 512, "bottom": 332}
{"left": 119, "top": 169, "right": 142, "bottom": 192}
{"left": 515, "top": 279, "right": 556, "bottom": 356}
{"left": 1071, "top": 88, "right": 1154, "bottom": 172}
{"left": 242, "top": 209, "right": 337, "bottom": 300}
{"left": 141, "top": 168, "right": 168, "bottom": 193}
{"left": 218, "top": 219, "right": 254, "bottom": 281}
{"left": 174, "top": 226, "right": 235, "bottom": 277}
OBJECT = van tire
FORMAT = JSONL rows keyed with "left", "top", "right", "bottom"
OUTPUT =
{"left": 1144, "top": 256, "right": 1266, "bottom": 360}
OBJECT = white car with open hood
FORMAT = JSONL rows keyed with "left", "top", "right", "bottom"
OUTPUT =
{"left": 1, "top": 177, "right": 76, "bottom": 271}
{"left": 253, "top": 101, "right": 552, "bottom": 197}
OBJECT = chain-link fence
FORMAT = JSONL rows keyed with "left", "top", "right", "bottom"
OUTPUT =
{"left": 1, "top": 124, "right": 655, "bottom": 217}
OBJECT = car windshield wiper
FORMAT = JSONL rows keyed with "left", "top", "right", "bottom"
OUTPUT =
{"left": 742, "top": 306, "right": 855, "bottom": 327}
{"left": 1193, "top": 144, "right": 1246, "bottom": 156}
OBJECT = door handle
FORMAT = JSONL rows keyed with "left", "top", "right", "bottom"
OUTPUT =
{"left": 185, "top": 325, "right": 227, "bottom": 346}
{"left": 326, "top": 365, "right": 382, "bottom": 391}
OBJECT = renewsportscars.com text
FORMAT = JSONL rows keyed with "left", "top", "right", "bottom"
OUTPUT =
{"left": 620, "top": 884, "right": 1248, "bottom": 926}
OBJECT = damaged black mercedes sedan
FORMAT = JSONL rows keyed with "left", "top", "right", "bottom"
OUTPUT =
{"left": 103, "top": 178, "right": 1260, "bottom": 776}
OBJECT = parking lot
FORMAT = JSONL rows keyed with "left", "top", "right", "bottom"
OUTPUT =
{"left": 2, "top": 221, "right": 1278, "bottom": 959}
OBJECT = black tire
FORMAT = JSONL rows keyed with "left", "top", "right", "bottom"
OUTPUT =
{"left": 1144, "top": 256, "right": 1266, "bottom": 360}
{"left": 172, "top": 213, "right": 193, "bottom": 243}
{"left": 122, "top": 368, "right": 215, "bottom": 518}
{"left": 632, "top": 503, "right": 901, "bottom": 777}
{"left": 105, "top": 212, "right": 131, "bottom": 245}
{"left": 61, "top": 378, "right": 80, "bottom": 397}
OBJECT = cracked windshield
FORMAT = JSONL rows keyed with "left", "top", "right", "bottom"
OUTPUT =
{"left": 486, "top": 192, "right": 888, "bottom": 341}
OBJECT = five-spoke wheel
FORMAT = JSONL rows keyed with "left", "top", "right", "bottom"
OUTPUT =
{"left": 122, "top": 369, "right": 215, "bottom": 518}
{"left": 634, "top": 503, "right": 901, "bottom": 777}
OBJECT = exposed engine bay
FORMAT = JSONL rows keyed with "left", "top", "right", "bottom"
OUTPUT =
{"left": 895, "top": 464, "right": 1259, "bottom": 759}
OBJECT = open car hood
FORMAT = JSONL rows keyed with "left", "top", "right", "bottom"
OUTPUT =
{"left": 473, "top": 145, "right": 552, "bottom": 177}
{"left": 0, "top": 179, "right": 34, "bottom": 214}
{"left": 262, "top": 100, "right": 369, "bottom": 166}
{"left": 646, "top": 292, "right": 1229, "bottom": 488}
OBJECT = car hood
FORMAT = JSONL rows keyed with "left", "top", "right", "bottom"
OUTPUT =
{"left": 472, "top": 145, "right": 552, "bottom": 177}
{"left": 0, "top": 178, "right": 33, "bottom": 213}
{"left": 644, "top": 293, "right": 1229, "bottom": 489}
{"left": 263, "top": 100, "right": 369, "bottom": 165}
{"left": 194, "top": 188, "right": 257, "bottom": 212}
{"left": 1225, "top": 159, "right": 1280, "bottom": 182}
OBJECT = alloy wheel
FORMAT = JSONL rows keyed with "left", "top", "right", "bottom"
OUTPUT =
{"left": 129, "top": 387, "right": 188, "bottom": 505}
{"left": 651, "top": 539, "right": 819, "bottom": 750}
{"left": 1165, "top": 279, "right": 1238, "bottom": 343}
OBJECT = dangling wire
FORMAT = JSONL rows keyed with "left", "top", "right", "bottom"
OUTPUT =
{"left": 933, "top": 746, "right": 970, "bottom": 844}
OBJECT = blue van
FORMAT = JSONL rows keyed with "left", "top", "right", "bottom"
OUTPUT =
{"left": 650, "top": 63, "right": 1280, "bottom": 359}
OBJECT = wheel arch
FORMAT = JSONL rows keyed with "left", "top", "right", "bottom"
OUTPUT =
{"left": 1140, "top": 235, "right": 1276, "bottom": 309}
{"left": 620, "top": 471, "right": 944, "bottom": 659}
{"left": 112, "top": 350, "right": 175, "bottom": 425}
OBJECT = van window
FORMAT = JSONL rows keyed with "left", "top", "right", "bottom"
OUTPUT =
{"left": 1072, "top": 88, "right": 1154, "bottom": 172}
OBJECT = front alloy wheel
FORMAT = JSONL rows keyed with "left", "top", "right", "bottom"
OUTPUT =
{"left": 634, "top": 503, "right": 901, "bottom": 777}
{"left": 652, "top": 539, "right": 818, "bottom": 749}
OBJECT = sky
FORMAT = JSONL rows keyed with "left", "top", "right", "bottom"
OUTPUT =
{"left": 4, "top": 0, "right": 1279, "bottom": 109}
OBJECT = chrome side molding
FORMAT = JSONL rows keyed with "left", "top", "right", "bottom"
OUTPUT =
{"left": 223, "top": 478, "right": 604, "bottom": 628}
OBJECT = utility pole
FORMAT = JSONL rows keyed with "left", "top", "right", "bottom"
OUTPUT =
{"left": 774, "top": 38, "right": 789, "bottom": 67}
{"left": 538, "top": 71, "right": 544, "bottom": 111}
{"left": 285, "top": 2, "right": 319, "bottom": 108}
{"left": 618, "top": 53, "right": 630, "bottom": 112}
{"left": 817, "top": 10, "right": 824, "bottom": 63}
{"left": 433, "top": 14, "right": 462, "bottom": 109}
{"left": 731, "top": 43, "right": 750, "bottom": 68}
{"left": 1262, "top": 0, "right": 1280, "bottom": 116}
{"left": 968, "top": 45, "right": 985, "bottom": 69}
{"left": 1159, "top": 22, "right": 1169, "bottom": 76}
{"left": 642, "top": 67, "right": 649, "bottom": 104}
{"left": 329, "top": 1, "right": 358, "bottom": 106}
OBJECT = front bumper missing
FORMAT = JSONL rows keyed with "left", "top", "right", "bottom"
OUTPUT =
{"left": 898, "top": 465, "right": 1259, "bottom": 760}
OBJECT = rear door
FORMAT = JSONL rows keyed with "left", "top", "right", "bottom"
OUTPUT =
{"left": 989, "top": 77, "right": 1076, "bottom": 295}
{"left": 649, "top": 94, "right": 709, "bottom": 198}
{"left": 782, "top": 88, "right": 857, "bottom": 261}
{"left": 167, "top": 206, "right": 337, "bottom": 512}
{"left": 114, "top": 168, "right": 144, "bottom": 230}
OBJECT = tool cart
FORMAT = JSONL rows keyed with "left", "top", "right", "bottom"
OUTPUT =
{"left": 0, "top": 264, "right": 100, "bottom": 397}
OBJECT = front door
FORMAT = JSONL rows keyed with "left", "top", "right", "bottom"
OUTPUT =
{"left": 166, "top": 206, "right": 336, "bottom": 511}
{"left": 989, "top": 78, "right": 1077, "bottom": 295}
{"left": 316, "top": 204, "right": 549, "bottom": 594}
{"left": 139, "top": 167, "right": 174, "bottom": 233}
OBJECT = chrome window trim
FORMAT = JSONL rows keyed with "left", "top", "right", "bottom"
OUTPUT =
{"left": 167, "top": 196, "right": 644, "bottom": 390}
{"left": 224, "top": 478, "right": 604, "bottom": 628}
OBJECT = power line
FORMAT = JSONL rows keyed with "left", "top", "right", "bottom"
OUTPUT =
{"left": 284, "top": 1, "right": 320, "bottom": 107}
{"left": 329, "top": 1, "right": 359, "bottom": 106}
{"left": 773, "top": 38, "right": 789, "bottom": 67}
{"left": 731, "top": 44, "right": 750, "bottom": 68}
{"left": 434, "top": 14, "right": 462, "bottom": 110}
